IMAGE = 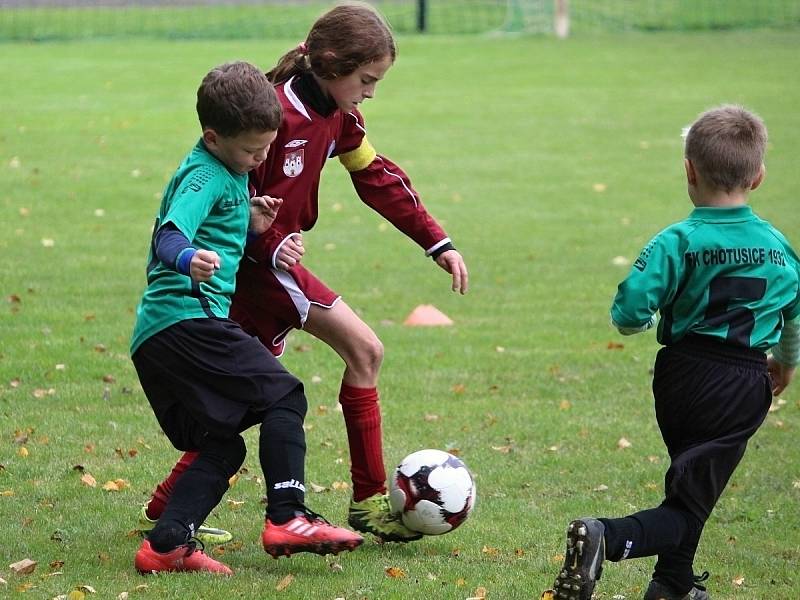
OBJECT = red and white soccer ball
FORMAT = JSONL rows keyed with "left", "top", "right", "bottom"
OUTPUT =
{"left": 388, "top": 449, "right": 476, "bottom": 535}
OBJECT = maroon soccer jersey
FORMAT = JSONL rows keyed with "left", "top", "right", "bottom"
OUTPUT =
{"left": 246, "top": 76, "right": 449, "bottom": 267}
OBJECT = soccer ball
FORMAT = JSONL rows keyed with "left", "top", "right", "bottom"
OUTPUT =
{"left": 388, "top": 449, "right": 476, "bottom": 535}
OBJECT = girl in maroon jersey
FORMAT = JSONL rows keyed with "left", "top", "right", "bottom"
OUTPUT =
{"left": 141, "top": 1, "right": 468, "bottom": 543}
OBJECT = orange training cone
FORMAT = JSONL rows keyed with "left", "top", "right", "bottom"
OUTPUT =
{"left": 403, "top": 304, "right": 454, "bottom": 326}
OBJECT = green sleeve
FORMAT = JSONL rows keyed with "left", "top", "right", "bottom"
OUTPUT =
{"left": 610, "top": 228, "right": 684, "bottom": 330}
{"left": 772, "top": 316, "right": 800, "bottom": 366}
{"left": 162, "top": 165, "right": 224, "bottom": 241}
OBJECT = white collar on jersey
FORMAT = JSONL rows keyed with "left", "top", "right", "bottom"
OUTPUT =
{"left": 284, "top": 77, "right": 312, "bottom": 121}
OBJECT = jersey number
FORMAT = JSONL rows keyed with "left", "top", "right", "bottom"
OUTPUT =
{"left": 702, "top": 276, "right": 766, "bottom": 346}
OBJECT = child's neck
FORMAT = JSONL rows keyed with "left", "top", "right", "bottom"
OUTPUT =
{"left": 691, "top": 187, "right": 749, "bottom": 209}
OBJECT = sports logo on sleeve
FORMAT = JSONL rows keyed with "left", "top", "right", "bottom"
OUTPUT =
{"left": 283, "top": 139, "right": 307, "bottom": 178}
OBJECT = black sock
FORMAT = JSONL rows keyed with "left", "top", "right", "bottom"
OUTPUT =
{"left": 148, "top": 435, "right": 245, "bottom": 552}
{"left": 260, "top": 387, "right": 308, "bottom": 524}
{"left": 601, "top": 504, "right": 694, "bottom": 561}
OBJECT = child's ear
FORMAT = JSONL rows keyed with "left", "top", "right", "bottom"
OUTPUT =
{"left": 202, "top": 128, "right": 218, "bottom": 148}
{"left": 750, "top": 164, "right": 766, "bottom": 191}
{"left": 684, "top": 158, "right": 697, "bottom": 186}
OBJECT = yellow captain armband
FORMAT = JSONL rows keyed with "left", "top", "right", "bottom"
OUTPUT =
{"left": 338, "top": 137, "right": 377, "bottom": 172}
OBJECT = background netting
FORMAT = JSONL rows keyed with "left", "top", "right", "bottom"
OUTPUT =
{"left": 1, "top": 0, "right": 798, "bottom": 41}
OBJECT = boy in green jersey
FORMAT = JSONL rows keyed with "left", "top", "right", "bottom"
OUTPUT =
{"left": 131, "top": 61, "right": 361, "bottom": 576}
{"left": 550, "top": 105, "right": 800, "bottom": 600}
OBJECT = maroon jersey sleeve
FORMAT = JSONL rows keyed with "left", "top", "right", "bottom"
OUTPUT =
{"left": 336, "top": 111, "right": 449, "bottom": 254}
{"left": 244, "top": 163, "right": 287, "bottom": 263}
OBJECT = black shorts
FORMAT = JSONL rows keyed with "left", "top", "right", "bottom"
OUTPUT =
{"left": 653, "top": 334, "right": 771, "bottom": 522}
{"left": 132, "top": 318, "right": 302, "bottom": 450}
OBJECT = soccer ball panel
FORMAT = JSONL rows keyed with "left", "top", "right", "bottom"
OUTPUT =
{"left": 389, "top": 449, "right": 476, "bottom": 536}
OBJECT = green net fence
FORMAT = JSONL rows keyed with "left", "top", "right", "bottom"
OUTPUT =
{"left": 1, "top": 0, "right": 798, "bottom": 42}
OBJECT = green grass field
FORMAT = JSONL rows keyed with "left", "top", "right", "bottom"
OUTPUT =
{"left": 2, "top": 30, "right": 800, "bottom": 599}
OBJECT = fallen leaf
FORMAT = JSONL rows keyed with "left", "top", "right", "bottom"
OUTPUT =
{"left": 455, "top": 578, "right": 466, "bottom": 586}
{"left": 67, "top": 590, "right": 85, "bottom": 600}
{"left": 452, "top": 383, "right": 466, "bottom": 394}
{"left": 607, "top": 341, "right": 624, "bottom": 350}
{"left": 331, "top": 481, "right": 350, "bottom": 491}
{"left": 18, "top": 447, "right": 28, "bottom": 458}
{"left": 9, "top": 558, "right": 37, "bottom": 574}
{"left": 226, "top": 499, "right": 245, "bottom": 509}
{"left": 593, "top": 183, "right": 607, "bottom": 192}
{"left": 593, "top": 484, "right": 609, "bottom": 492}
{"left": 481, "top": 546, "right": 500, "bottom": 557}
{"left": 424, "top": 414, "right": 440, "bottom": 422}
{"left": 77, "top": 585, "right": 96, "bottom": 593}
{"left": 41, "top": 238, "right": 55, "bottom": 247}
{"left": 275, "top": 574, "right": 294, "bottom": 591}
{"left": 491, "top": 445, "right": 512, "bottom": 454}
{"left": 80, "top": 473, "right": 97, "bottom": 488}
{"left": 732, "top": 575, "right": 745, "bottom": 587}
{"left": 611, "top": 255, "right": 630, "bottom": 266}
{"left": 466, "top": 587, "right": 488, "bottom": 600}
{"left": 102, "top": 375, "right": 115, "bottom": 384}
{"left": 617, "top": 437, "right": 632, "bottom": 450}
{"left": 102, "top": 479, "right": 129, "bottom": 491}
{"left": 385, "top": 566, "right": 406, "bottom": 578}
{"left": 309, "top": 482, "right": 327, "bottom": 493}
{"left": 559, "top": 399, "right": 572, "bottom": 411}
{"left": 117, "top": 593, "right": 129, "bottom": 600}
{"left": 1, "top": 490, "right": 13, "bottom": 497}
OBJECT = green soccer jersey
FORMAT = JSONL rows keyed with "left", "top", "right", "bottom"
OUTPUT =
{"left": 130, "top": 140, "right": 250, "bottom": 354}
{"left": 611, "top": 205, "right": 800, "bottom": 350}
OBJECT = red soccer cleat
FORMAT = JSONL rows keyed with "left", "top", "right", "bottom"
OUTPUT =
{"left": 262, "top": 510, "right": 364, "bottom": 558}
{"left": 134, "top": 539, "right": 233, "bottom": 575}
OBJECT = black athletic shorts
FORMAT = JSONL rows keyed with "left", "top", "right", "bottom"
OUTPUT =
{"left": 132, "top": 318, "right": 302, "bottom": 450}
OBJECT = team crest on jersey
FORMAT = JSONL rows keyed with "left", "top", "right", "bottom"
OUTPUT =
{"left": 283, "top": 149, "right": 304, "bottom": 177}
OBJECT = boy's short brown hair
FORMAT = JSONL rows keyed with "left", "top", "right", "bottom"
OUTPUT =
{"left": 196, "top": 61, "right": 281, "bottom": 137}
{"left": 684, "top": 105, "right": 767, "bottom": 193}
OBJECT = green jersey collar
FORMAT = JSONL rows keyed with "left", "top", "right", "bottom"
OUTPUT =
{"left": 689, "top": 205, "right": 754, "bottom": 222}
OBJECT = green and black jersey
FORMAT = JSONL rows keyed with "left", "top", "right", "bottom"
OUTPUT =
{"left": 131, "top": 140, "right": 250, "bottom": 354}
{"left": 611, "top": 205, "right": 800, "bottom": 351}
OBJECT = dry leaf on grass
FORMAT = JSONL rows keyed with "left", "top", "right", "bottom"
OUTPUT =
{"left": 9, "top": 558, "right": 37, "bottom": 574}
{"left": 385, "top": 566, "right": 406, "bottom": 578}
{"left": 275, "top": 574, "right": 294, "bottom": 591}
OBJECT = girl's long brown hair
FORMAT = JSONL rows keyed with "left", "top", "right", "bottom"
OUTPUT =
{"left": 267, "top": 2, "right": 396, "bottom": 84}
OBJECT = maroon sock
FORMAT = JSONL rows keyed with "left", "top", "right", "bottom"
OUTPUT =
{"left": 145, "top": 451, "right": 199, "bottom": 520}
{"left": 339, "top": 383, "right": 386, "bottom": 502}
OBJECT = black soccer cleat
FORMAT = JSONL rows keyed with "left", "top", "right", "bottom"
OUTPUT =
{"left": 643, "top": 571, "right": 711, "bottom": 600}
{"left": 552, "top": 518, "right": 606, "bottom": 600}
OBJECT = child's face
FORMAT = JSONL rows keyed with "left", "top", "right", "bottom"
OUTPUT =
{"left": 204, "top": 129, "right": 278, "bottom": 175}
{"left": 322, "top": 55, "right": 393, "bottom": 112}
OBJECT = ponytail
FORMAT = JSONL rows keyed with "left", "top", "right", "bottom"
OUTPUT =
{"left": 266, "top": 46, "right": 311, "bottom": 84}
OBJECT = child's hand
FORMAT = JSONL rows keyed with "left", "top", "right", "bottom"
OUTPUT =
{"left": 249, "top": 196, "right": 283, "bottom": 234}
{"left": 275, "top": 233, "right": 305, "bottom": 270}
{"left": 435, "top": 249, "right": 469, "bottom": 294}
{"left": 767, "top": 356, "right": 795, "bottom": 395}
{"left": 190, "top": 249, "right": 221, "bottom": 282}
